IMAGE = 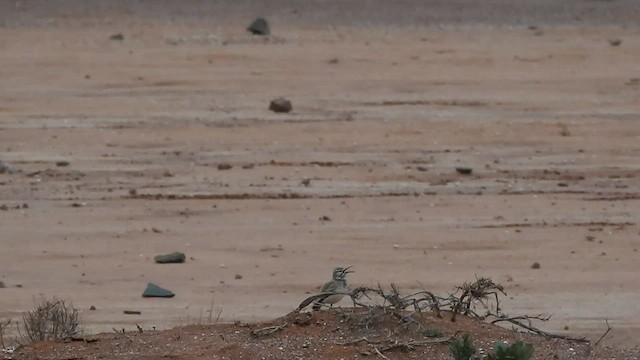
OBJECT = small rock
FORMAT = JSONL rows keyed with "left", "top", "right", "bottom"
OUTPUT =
{"left": 301, "top": 178, "right": 311, "bottom": 187}
{"left": 154, "top": 252, "right": 186, "bottom": 264}
{"left": 89, "top": 305, "right": 96, "bottom": 310}
{"left": 585, "top": 235, "right": 595, "bottom": 242}
{"left": 55, "top": 161, "right": 70, "bottom": 167}
{"left": 217, "top": 163, "right": 233, "bottom": 170}
{"left": 247, "top": 18, "right": 270, "bottom": 35}
{"left": 531, "top": 262, "right": 541, "bottom": 269}
{"left": 219, "top": 263, "right": 227, "bottom": 268}
{"left": 110, "top": 33, "right": 124, "bottom": 41}
{"left": 235, "top": 274, "right": 243, "bottom": 280}
{"left": 242, "top": 164, "right": 255, "bottom": 169}
{"left": 0, "top": 281, "right": 5, "bottom": 288}
{"left": 319, "top": 215, "right": 331, "bottom": 221}
{"left": 269, "top": 97, "right": 292, "bottom": 113}
{"left": 608, "top": 39, "right": 622, "bottom": 46}
{"left": 142, "top": 283, "right": 175, "bottom": 298}
{"left": 455, "top": 167, "right": 473, "bottom": 175}
{"left": 129, "top": 188, "right": 137, "bottom": 196}
{"left": 327, "top": 58, "right": 339, "bottom": 64}
{"left": 557, "top": 182, "right": 568, "bottom": 187}
{"left": 123, "top": 310, "right": 142, "bottom": 315}
{"left": 0, "top": 204, "right": 7, "bottom": 211}
{"left": 393, "top": 244, "right": 399, "bottom": 249}
{"left": 416, "top": 166, "right": 428, "bottom": 172}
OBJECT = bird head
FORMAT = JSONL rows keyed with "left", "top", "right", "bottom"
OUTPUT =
{"left": 332, "top": 266, "right": 354, "bottom": 281}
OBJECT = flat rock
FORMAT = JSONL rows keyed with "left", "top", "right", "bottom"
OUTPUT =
{"left": 154, "top": 252, "right": 186, "bottom": 264}
{"left": 0, "top": 161, "right": 20, "bottom": 174}
{"left": 142, "top": 283, "right": 175, "bottom": 298}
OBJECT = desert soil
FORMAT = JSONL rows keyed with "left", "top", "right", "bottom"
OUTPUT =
{"left": 1, "top": 0, "right": 639, "bottom": 358}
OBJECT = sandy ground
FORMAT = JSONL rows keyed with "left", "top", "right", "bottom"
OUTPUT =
{"left": 1, "top": 1, "right": 640, "bottom": 350}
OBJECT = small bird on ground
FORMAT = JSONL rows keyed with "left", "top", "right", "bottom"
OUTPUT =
{"left": 312, "top": 266, "right": 353, "bottom": 311}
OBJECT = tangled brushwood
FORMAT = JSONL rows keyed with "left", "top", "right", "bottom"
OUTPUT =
{"left": 18, "top": 297, "right": 81, "bottom": 343}
{"left": 297, "top": 276, "right": 588, "bottom": 343}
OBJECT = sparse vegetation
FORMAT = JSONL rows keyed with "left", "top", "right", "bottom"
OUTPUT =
{"left": 449, "top": 333, "right": 479, "bottom": 360}
{"left": 19, "top": 297, "right": 81, "bottom": 343}
{"left": 487, "top": 341, "right": 534, "bottom": 360}
{"left": 423, "top": 326, "right": 444, "bottom": 338}
{"left": 0, "top": 318, "right": 11, "bottom": 349}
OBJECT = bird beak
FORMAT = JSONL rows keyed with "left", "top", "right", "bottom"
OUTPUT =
{"left": 342, "top": 266, "right": 354, "bottom": 274}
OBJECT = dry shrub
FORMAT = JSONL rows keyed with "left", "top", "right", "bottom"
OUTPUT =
{"left": 20, "top": 297, "right": 81, "bottom": 342}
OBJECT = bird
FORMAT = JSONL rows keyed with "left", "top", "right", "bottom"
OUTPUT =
{"left": 312, "top": 266, "right": 353, "bottom": 311}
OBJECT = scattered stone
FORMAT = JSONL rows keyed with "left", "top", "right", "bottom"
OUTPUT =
{"left": 531, "top": 262, "right": 541, "bottom": 269}
{"left": 455, "top": 167, "right": 473, "bottom": 175}
{"left": 70, "top": 202, "right": 86, "bottom": 207}
{"left": 608, "top": 38, "right": 622, "bottom": 46}
{"left": 85, "top": 74, "right": 91, "bottom": 79}
{"left": 247, "top": 18, "right": 270, "bottom": 36}
{"left": 129, "top": 188, "right": 137, "bottom": 196}
{"left": 558, "top": 123, "right": 571, "bottom": 136}
{"left": 625, "top": 78, "right": 639, "bottom": 86}
{"left": 55, "top": 161, "right": 70, "bottom": 167}
{"left": 123, "top": 310, "right": 142, "bottom": 315}
{"left": 416, "top": 166, "right": 428, "bottom": 172}
{"left": 219, "top": 263, "right": 227, "bottom": 268}
{"left": 269, "top": 97, "right": 292, "bottom": 113}
{"left": 142, "top": 283, "right": 175, "bottom": 298}
{"left": 110, "top": 33, "right": 124, "bottom": 41}
{"left": 301, "top": 178, "right": 311, "bottom": 187}
{"left": 564, "top": 325, "right": 570, "bottom": 330}
{"left": 242, "top": 164, "right": 255, "bottom": 169}
{"left": 217, "top": 163, "right": 233, "bottom": 170}
{"left": 327, "top": 58, "right": 339, "bottom": 64}
{"left": 235, "top": 274, "right": 243, "bottom": 280}
{"left": 0, "top": 281, "right": 5, "bottom": 288}
{"left": 319, "top": 215, "right": 331, "bottom": 221}
{"left": 0, "top": 204, "right": 7, "bottom": 211}
{"left": 89, "top": 305, "right": 96, "bottom": 311}
{"left": 15, "top": 284, "right": 22, "bottom": 288}
{"left": 151, "top": 227, "right": 162, "bottom": 233}
{"left": 557, "top": 182, "right": 568, "bottom": 187}
{"left": 154, "top": 252, "right": 186, "bottom": 264}
{"left": 0, "top": 161, "right": 19, "bottom": 174}
{"left": 22, "top": 203, "right": 28, "bottom": 209}
{"left": 585, "top": 235, "right": 595, "bottom": 242}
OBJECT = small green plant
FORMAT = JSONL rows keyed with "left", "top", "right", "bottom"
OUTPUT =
{"left": 449, "top": 334, "right": 480, "bottom": 360}
{"left": 487, "top": 341, "right": 534, "bottom": 360}
{"left": 423, "top": 326, "right": 444, "bottom": 338}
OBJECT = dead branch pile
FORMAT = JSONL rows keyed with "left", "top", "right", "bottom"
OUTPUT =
{"left": 296, "top": 276, "right": 589, "bottom": 344}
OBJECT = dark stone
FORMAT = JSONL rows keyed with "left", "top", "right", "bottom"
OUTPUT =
{"left": 217, "top": 163, "right": 233, "bottom": 170}
{"left": 531, "top": 262, "right": 541, "bottom": 269}
{"left": 123, "top": 310, "right": 142, "bottom": 315}
{"left": 269, "top": 97, "right": 292, "bottom": 113}
{"left": 142, "top": 283, "right": 175, "bottom": 298}
{"left": 56, "top": 161, "right": 70, "bottom": 167}
{"left": 455, "top": 167, "right": 473, "bottom": 175}
{"left": 110, "top": 33, "right": 124, "bottom": 41}
{"left": 154, "top": 252, "right": 186, "bottom": 264}
{"left": 89, "top": 305, "right": 96, "bottom": 310}
{"left": 247, "top": 18, "right": 270, "bottom": 35}
{"left": 608, "top": 39, "right": 622, "bottom": 46}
